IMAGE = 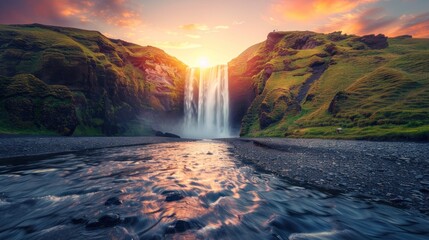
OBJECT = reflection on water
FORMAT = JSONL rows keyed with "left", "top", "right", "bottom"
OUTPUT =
{"left": 0, "top": 141, "right": 429, "bottom": 239}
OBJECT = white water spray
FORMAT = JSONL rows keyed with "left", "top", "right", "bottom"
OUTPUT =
{"left": 182, "top": 65, "right": 230, "bottom": 138}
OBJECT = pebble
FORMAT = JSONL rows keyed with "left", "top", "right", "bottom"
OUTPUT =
{"left": 165, "top": 220, "right": 203, "bottom": 234}
{"left": 162, "top": 190, "right": 185, "bottom": 202}
{"left": 105, "top": 197, "right": 122, "bottom": 206}
{"left": 86, "top": 213, "right": 121, "bottom": 229}
{"left": 71, "top": 215, "right": 88, "bottom": 225}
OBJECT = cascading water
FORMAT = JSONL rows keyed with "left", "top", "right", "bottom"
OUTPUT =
{"left": 182, "top": 65, "right": 230, "bottom": 138}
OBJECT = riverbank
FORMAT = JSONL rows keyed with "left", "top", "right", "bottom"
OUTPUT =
{"left": 0, "top": 136, "right": 188, "bottom": 160}
{"left": 224, "top": 138, "right": 429, "bottom": 215}
{"left": 2, "top": 136, "right": 428, "bottom": 215}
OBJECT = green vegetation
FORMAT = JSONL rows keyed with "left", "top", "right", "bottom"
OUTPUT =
{"left": 230, "top": 31, "right": 429, "bottom": 141}
{"left": 0, "top": 24, "right": 187, "bottom": 136}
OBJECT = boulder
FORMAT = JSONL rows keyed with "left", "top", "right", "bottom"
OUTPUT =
{"left": 155, "top": 131, "right": 181, "bottom": 138}
{"left": 357, "top": 34, "right": 388, "bottom": 49}
{"left": 104, "top": 197, "right": 122, "bottom": 206}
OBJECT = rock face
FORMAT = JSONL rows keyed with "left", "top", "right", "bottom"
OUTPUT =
{"left": 1, "top": 74, "right": 78, "bottom": 135}
{"left": 229, "top": 30, "right": 429, "bottom": 140}
{"left": 0, "top": 24, "right": 187, "bottom": 136}
{"left": 357, "top": 34, "right": 388, "bottom": 49}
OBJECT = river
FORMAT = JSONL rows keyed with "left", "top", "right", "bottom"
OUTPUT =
{"left": 1, "top": 141, "right": 428, "bottom": 239}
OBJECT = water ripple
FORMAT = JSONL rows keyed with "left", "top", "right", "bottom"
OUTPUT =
{"left": 0, "top": 141, "right": 428, "bottom": 239}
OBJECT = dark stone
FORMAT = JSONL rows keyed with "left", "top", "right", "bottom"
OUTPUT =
{"left": 71, "top": 215, "right": 88, "bottom": 225}
{"left": 98, "top": 213, "right": 121, "bottom": 227}
{"left": 327, "top": 31, "right": 349, "bottom": 41}
{"left": 164, "top": 132, "right": 181, "bottom": 138}
{"left": 305, "top": 94, "right": 315, "bottom": 103}
{"left": 162, "top": 190, "right": 185, "bottom": 202}
{"left": 123, "top": 216, "right": 140, "bottom": 225}
{"left": 155, "top": 131, "right": 181, "bottom": 138}
{"left": 105, "top": 197, "right": 122, "bottom": 206}
{"left": 155, "top": 131, "right": 164, "bottom": 137}
{"left": 165, "top": 220, "right": 203, "bottom": 234}
{"left": 86, "top": 213, "right": 121, "bottom": 229}
{"left": 356, "top": 34, "right": 388, "bottom": 49}
{"left": 174, "top": 220, "right": 191, "bottom": 233}
{"left": 310, "top": 60, "right": 325, "bottom": 68}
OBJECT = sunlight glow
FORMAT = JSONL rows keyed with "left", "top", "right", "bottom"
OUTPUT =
{"left": 198, "top": 57, "right": 210, "bottom": 68}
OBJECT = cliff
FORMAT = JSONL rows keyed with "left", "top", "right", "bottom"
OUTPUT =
{"left": 0, "top": 24, "right": 187, "bottom": 136}
{"left": 229, "top": 31, "right": 429, "bottom": 140}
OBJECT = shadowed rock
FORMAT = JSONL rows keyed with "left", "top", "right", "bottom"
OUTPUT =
{"left": 165, "top": 220, "right": 203, "bottom": 234}
{"left": 86, "top": 213, "right": 121, "bottom": 229}
{"left": 357, "top": 34, "right": 388, "bottom": 49}
{"left": 155, "top": 131, "right": 181, "bottom": 138}
{"left": 162, "top": 190, "right": 185, "bottom": 202}
{"left": 104, "top": 197, "right": 122, "bottom": 206}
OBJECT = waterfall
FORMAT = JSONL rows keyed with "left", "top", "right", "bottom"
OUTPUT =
{"left": 182, "top": 65, "right": 230, "bottom": 138}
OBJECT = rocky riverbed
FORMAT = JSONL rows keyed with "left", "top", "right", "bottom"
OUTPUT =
{"left": 1, "top": 139, "right": 429, "bottom": 239}
{"left": 224, "top": 138, "right": 429, "bottom": 214}
{"left": 2, "top": 136, "right": 429, "bottom": 215}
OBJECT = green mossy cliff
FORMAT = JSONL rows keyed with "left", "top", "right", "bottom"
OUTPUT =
{"left": 0, "top": 24, "right": 186, "bottom": 136}
{"left": 229, "top": 31, "right": 429, "bottom": 140}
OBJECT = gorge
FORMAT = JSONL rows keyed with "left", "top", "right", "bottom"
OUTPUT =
{"left": 0, "top": 24, "right": 428, "bottom": 140}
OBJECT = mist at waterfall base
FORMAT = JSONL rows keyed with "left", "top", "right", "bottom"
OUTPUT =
{"left": 181, "top": 65, "right": 233, "bottom": 139}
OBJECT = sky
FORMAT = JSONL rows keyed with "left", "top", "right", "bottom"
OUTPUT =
{"left": 0, "top": 0, "right": 428, "bottom": 66}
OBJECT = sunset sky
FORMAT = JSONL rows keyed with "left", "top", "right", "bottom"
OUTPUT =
{"left": 1, "top": 0, "right": 428, "bottom": 66}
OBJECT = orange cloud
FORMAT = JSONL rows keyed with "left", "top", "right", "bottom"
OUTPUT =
{"left": 318, "top": 8, "right": 429, "bottom": 38}
{"left": 393, "top": 12, "right": 429, "bottom": 38}
{"left": 180, "top": 24, "right": 209, "bottom": 31}
{"left": 0, "top": 0, "right": 142, "bottom": 28}
{"left": 318, "top": 8, "right": 395, "bottom": 34}
{"left": 272, "top": 0, "right": 376, "bottom": 21}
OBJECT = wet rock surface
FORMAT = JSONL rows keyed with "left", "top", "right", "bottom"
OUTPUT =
{"left": 162, "top": 190, "right": 185, "bottom": 202}
{"left": 224, "top": 138, "right": 429, "bottom": 214}
{"left": 86, "top": 213, "right": 122, "bottom": 229}
{"left": 104, "top": 197, "right": 122, "bottom": 206}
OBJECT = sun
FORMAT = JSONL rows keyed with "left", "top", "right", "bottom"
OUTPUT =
{"left": 198, "top": 57, "right": 209, "bottom": 68}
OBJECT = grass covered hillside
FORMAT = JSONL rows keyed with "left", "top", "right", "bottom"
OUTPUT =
{"left": 0, "top": 24, "right": 187, "bottom": 136}
{"left": 229, "top": 31, "right": 429, "bottom": 140}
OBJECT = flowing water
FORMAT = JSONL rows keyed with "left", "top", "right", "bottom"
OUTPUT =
{"left": 183, "top": 66, "right": 230, "bottom": 138}
{"left": 1, "top": 141, "right": 429, "bottom": 240}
